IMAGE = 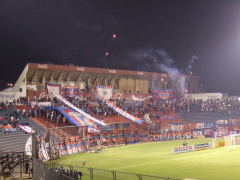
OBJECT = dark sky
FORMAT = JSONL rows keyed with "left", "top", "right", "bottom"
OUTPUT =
{"left": 0, "top": 0, "right": 240, "bottom": 95}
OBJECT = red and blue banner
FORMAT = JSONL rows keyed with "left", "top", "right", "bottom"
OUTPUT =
{"left": 148, "top": 131, "right": 192, "bottom": 141}
{"left": 0, "top": 124, "right": 16, "bottom": 131}
{"left": 216, "top": 120, "right": 228, "bottom": 125}
{"left": 17, "top": 124, "right": 35, "bottom": 133}
{"left": 54, "top": 107, "right": 99, "bottom": 134}
{"left": 49, "top": 88, "right": 105, "bottom": 126}
{"left": 168, "top": 123, "right": 184, "bottom": 132}
{"left": 128, "top": 134, "right": 140, "bottom": 144}
{"left": 65, "top": 141, "right": 82, "bottom": 154}
{"left": 204, "top": 129, "right": 212, "bottom": 136}
{"left": 196, "top": 123, "right": 204, "bottom": 129}
{"left": 77, "top": 140, "right": 88, "bottom": 153}
{"left": 91, "top": 88, "right": 143, "bottom": 124}
{"left": 140, "top": 134, "right": 149, "bottom": 142}
{"left": 45, "top": 131, "right": 49, "bottom": 143}
{"left": 65, "top": 86, "right": 78, "bottom": 97}
{"left": 96, "top": 85, "right": 113, "bottom": 100}
{"left": 189, "top": 123, "right": 197, "bottom": 129}
{"left": 160, "top": 114, "right": 177, "bottom": 120}
{"left": 193, "top": 130, "right": 203, "bottom": 136}
{"left": 65, "top": 141, "right": 73, "bottom": 155}
{"left": 204, "top": 122, "right": 214, "bottom": 129}
{"left": 230, "top": 119, "right": 239, "bottom": 125}
{"left": 46, "top": 82, "right": 61, "bottom": 95}
{"left": 56, "top": 141, "right": 67, "bottom": 155}
{"left": 151, "top": 88, "right": 176, "bottom": 101}
{"left": 124, "top": 122, "right": 130, "bottom": 132}
{"left": 36, "top": 133, "right": 42, "bottom": 146}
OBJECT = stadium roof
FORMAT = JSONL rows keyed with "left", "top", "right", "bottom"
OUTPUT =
{"left": 26, "top": 63, "right": 200, "bottom": 85}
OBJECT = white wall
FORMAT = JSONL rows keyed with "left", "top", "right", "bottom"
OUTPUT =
{"left": 27, "top": 85, "right": 38, "bottom": 91}
{"left": 184, "top": 93, "right": 224, "bottom": 101}
{"left": 0, "top": 84, "right": 26, "bottom": 102}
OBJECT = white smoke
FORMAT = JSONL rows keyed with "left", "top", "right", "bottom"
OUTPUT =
{"left": 128, "top": 48, "right": 186, "bottom": 94}
{"left": 186, "top": 55, "right": 198, "bottom": 74}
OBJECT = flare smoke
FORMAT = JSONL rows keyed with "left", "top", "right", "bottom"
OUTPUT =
{"left": 128, "top": 48, "right": 187, "bottom": 94}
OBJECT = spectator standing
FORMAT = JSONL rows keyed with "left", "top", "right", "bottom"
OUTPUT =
{"left": 28, "top": 108, "right": 31, "bottom": 117}
{"left": 34, "top": 110, "right": 37, "bottom": 118}
{"left": 22, "top": 108, "right": 26, "bottom": 118}
{"left": 25, "top": 161, "right": 29, "bottom": 174}
{"left": 63, "top": 116, "right": 66, "bottom": 126}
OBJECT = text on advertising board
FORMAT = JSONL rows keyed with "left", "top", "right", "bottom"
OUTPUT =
{"left": 172, "top": 145, "right": 194, "bottom": 154}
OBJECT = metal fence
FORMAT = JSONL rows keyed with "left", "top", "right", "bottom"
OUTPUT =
{"left": 51, "top": 163, "right": 181, "bottom": 180}
{"left": 0, "top": 151, "right": 32, "bottom": 179}
{"left": 32, "top": 132, "right": 75, "bottom": 180}
{"left": 31, "top": 129, "right": 182, "bottom": 180}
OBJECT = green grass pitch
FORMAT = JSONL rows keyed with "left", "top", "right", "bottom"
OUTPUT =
{"left": 48, "top": 138, "right": 240, "bottom": 180}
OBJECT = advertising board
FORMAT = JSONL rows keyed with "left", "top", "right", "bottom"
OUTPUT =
{"left": 194, "top": 143, "right": 210, "bottom": 151}
{"left": 172, "top": 145, "right": 195, "bottom": 154}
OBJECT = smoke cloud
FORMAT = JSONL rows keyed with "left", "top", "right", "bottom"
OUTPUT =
{"left": 127, "top": 48, "right": 186, "bottom": 94}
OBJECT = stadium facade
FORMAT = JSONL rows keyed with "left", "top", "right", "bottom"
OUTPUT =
{"left": 0, "top": 63, "right": 200, "bottom": 102}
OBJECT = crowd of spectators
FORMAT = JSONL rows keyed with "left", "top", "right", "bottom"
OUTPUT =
{"left": 69, "top": 96, "right": 175, "bottom": 122}
{"left": 174, "top": 98, "right": 240, "bottom": 113}
{"left": 53, "top": 166, "right": 83, "bottom": 179}
{"left": 3, "top": 92, "right": 239, "bottom": 131}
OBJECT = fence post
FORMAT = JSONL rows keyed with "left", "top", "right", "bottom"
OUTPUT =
{"left": 90, "top": 167, "right": 93, "bottom": 180}
{"left": 53, "top": 127, "right": 55, "bottom": 148}
{"left": 20, "top": 158, "right": 22, "bottom": 177}
{"left": 111, "top": 171, "right": 116, "bottom": 180}
{"left": 137, "top": 174, "right": 142, "bottom": 180}
{"left": 69, "top": 126, "right": 70, "bottom": 140}
{"left": 52, "top": 162, "right": 55, "bottom": 169}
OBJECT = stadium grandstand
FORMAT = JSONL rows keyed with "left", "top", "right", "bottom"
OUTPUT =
{"left": 0, "top": 63, "right": 200, "bottom": 103}
{"left": 1, "top": 63, "right": 240, "bottom": 179}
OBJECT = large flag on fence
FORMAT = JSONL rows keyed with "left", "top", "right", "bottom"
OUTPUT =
{"left": 65, "top": 86, "right": 79, "bottom": 97}
{"left": 151, "top": 88, "right": 176, "bottom": 101}
{"left": 97, "top": 85, "right": 113, "bottom": 100}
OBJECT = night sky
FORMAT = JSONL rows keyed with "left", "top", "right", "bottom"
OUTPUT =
{"left": 0, "top": 0, "right": 240, "bottom": 95}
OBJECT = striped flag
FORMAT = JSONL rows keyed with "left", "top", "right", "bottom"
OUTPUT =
{"left": 151, "top": 88, "right": 176, "bottom": 101}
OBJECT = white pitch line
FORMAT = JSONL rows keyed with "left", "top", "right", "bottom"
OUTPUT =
{"left": 172, "top": 149, "right": 234, "bottom": 160}
{"left": 114, "top": 160, "right": 169, "bottom": 170}
{"left": 85, "top": 170, "right": 134, "bottom": 180}
{"left": 187, "top": 160, "right": 240, "bottom": 166}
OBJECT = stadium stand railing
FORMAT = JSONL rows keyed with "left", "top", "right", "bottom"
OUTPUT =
{"left": 31, "top": 127, "right": 183, "bottom": 180}
{"left": 32, "top": 133, "right": 75, "bottom": 180}
{"left": 50, "top": 162, "right": 182, "bottom": 180}
{"left": 0, "top": 151, "right": 32, "bottom": 179}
